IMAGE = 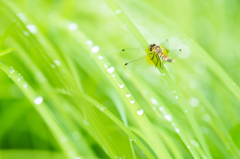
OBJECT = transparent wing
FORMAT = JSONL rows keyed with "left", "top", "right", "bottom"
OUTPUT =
{"left": 124, "top": 54, "right": 162, "bottom": 69}
{"left": 168, "top": 49, "right": 182, "bottom": 59}
{"left": 160, "top": 39, "right": 169, "bottom": 49}
{"left": 120, "top": 48, "right": 148, "bottom": 61}
{"left": 160, "top": 39, "right": 182, "bottom": 59}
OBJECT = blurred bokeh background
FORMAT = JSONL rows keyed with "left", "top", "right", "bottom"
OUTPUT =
{"left": 0, "top": 0, "right": 240, "bottom": 159}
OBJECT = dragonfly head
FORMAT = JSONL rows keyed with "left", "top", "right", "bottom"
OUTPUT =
{"left": 148, "top": 44, "right": 156, "bottom": 51}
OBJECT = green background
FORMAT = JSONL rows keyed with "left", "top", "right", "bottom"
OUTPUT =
{"left": 0, "top": 0, "right": 239, "bottom": 158}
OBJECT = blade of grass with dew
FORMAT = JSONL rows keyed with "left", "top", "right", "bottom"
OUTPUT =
{"left": 51, "top": 16, "right": 173, "bottom": 158}
{"left": 0, "top": 60, "right": 83, "bottom": 159}
{"left": 68, "top": 91, "right": 156, "bottom": 159}
{"left": 102, "top": 0, "right": 213, "bottom": 158}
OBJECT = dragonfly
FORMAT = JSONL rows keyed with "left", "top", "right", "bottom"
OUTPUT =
{"left": 121, "top": 39, "right": 181, "bottom": 69}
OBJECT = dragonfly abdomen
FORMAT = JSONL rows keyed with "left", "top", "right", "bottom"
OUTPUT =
{"left": 159, "top": 53, "right": 174, "bottom": 62}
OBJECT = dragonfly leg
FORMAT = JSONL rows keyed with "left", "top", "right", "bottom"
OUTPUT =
{"left": 151, "top": 53, "right": 154, "bottom": 60}
{"left": 155, "top": 55, "right": 159, "bottom": 68}
{"left": 158, "top": 55, "right": 163, "bottom": 69}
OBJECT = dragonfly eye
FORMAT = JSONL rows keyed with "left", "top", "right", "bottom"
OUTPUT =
{"left": 148, "top": 44, "right": 156, "bottom": 51}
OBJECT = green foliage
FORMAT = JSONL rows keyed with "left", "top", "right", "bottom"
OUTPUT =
{"left": 0, "top": 0, "right": 239, "bottom": 159}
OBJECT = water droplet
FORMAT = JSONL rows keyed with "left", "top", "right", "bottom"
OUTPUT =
{"left": 136, "top": 109, "right": 144, "bottom": 115}
{"left": 17, "top": 13, "right": 26, "bottom": 22}
{"left": 23, "top": 83, "right": 28, "bottom": 89}
{"left": 100, "top": 107, "right": 104, "bottom": 111}
{"left": 17, "top": 78, "right": 21, "bottom": 81}
{"left": 9, "top": 67, "right": 15, "bottom": 74}
{"left": 202, "top": 114, "right": 211, "bottom": 122}
{"left": 130, "top": 100, "right": 135, "bottom": 104}
{"left": 233, "top": 83, "right": 236, "bottom": 86}
{"left": 126, "top": 94, "right": 131, "bottom": 97}
{"left": 118, "top": 84, "right": 124, "bottom": 88}
{"left": 68, "top": 23, "right": 78, "bottom": 31}
{"left": 150, "top": 98, "right": 158, "bottom": 105}
{"left": 60, "top": 136, "right": 68, "bottom": 143}
{"left": 175, "top": 128, "right": 180, "bottom": 133}
{"left": 185, "top": 110, "right": 188, "bottom": 113}
{"left": 86, "top": 40, "right": 93, "bottom": 47}
{"left": 189, "top": 97, "right": 199, "bottom": 107}
{"left": 115, "top": 9, "right": 122, "bottom": 14}
{"left": 162, "top": 73, "right": 166, "bottom": 76}
{"left": 91, "top": 45, "right": 100, "bottom": 53}
{"left": 34, "top": 96, "right": 43, "bottom": 105}
{"left": 107, "top": 66, "right": 115, "bottom": 73}
{"left": 175, "top": 96, "right": 178, "bottom": 99}
{"left": 51, "top": 64, "right": 56, "bottom": 68}
{"left": 23, "top": 31, "right": 29, "bottom": 36}
{"left": 172, "top": 90, "right": 177, "bottom": 93}
{"left": 54, "top": 60, "right": 61, "bottom": 66}
{"left": 98, "top": 56, "right": 104, "bottom": 60}
{"left": 26, "top": 24, "right": 37, "bottom": 33}
{"left": 164, "top": 114, "right": 172, "bottom": 121}
{"left": 187, "top": 145, "right": 190, "bottom": 149}
{"left": 159, "top": 107, "right": 164, "bottom": 111}
{"left": 171, "top": 122, "right": 175, "bottom": 126}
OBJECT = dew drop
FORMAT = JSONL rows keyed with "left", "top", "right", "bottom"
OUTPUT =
{"left": 107, "top": 66, "right": 115, "bottom": 73}
{"left": 172, "top": 90, "right": 177, "bottom": 93}
{"left": 23, "top": 83, "right": 28, "bottom": 89}
{"left": 86, "top": 40, "right": 93, "bottom": 47}
{"left": 23, "top": 31, "right": 29, "bottom": 36}
{"left": 164, "top": 114, "right": 172, "bottom": 121}
{"left": 187, "top": 145, "right": 190, "bottom": 149}
{"left": 175, "top": 96, "right": 179, "bottom": 99}
{"left": 91, "top": 45, "right": 100, "bottom": 53}
{"left": 175, "top": 128, "right": 180, "bottom": 133}
{"left": 189, "top": 97, "right": 200, "bottom": 107}
{"left": 130, "top": 100, "right": 135, "bottom": 104}
{"left": 233, "top": 83, "right": 236, "bottom": 86}
{"left": 26, "top": 24, "right": 38, "bottom": 33}
{"left": 17, "top": 13, "right": 26, "bottom": 22}
{"left": 126, "top": 94, "right": 131, "bottom": 97}
{"left": 60, "top": 136, "right": 68, "bottom": 143}
{"left": 17, "top": 78, "right": 21, "bottom": 81}
{"left": 118, "top": 84, "right": 124, "bottom": 88}
{"left": 185, "top": 110, "right": 188, "bottom": 113}
{"left": 68, "top": 23, "right": 78, "bottom": 31}
{"left": 115, "top": 9, "right": 122, "bottom": 14}
{"left": 100, "top": 107, "right": 104, "bottom": 111}
{"left": 9, "top": 67, "right": 15, "bottom": 74}
{"left": 34, "top": 96, "right": 43, "bottom": 105}
{"left": 54, "top": 60, "right": 61, "bottom": 66}
{"left": 150, "top": 97, "right": 158, "bottom": 105}
{"left": 136, "top": 109, "right": 144, "bottom": 115}
{"left": 162, "top": 73, "right": 166, "bottom": 76}
{"left": 159, "top": 107, "right": 164, "bottom": 111}
{"left": 98, "top": 56, "right": 104, "bottom": 60}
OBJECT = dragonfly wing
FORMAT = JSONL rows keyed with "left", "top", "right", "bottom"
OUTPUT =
{"left": 124, "top": 54, "right": 157, "bottom": 69}
{"left": 168, "top": 49, "right": 182, "bottom": 59}
{"left": 120, "top": 48, "right": 148, "bottom": 60}
{"left": 160, "top": 39, "right": 169, "bottom": 49}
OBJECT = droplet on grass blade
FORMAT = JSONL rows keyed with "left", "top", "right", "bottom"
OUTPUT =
{"left": 34, "top": 96, "right": 43, "bottom": 105}
{"left": 164, "top": 114, "right": 172, "bottom": 121}
{"left": 9, "top": 67, "right": 15, "bottom": 74}
{"left": 26, "top": 24, "right": 38, "bottom": 33}
{"left": 91, "top": 45, "right": 99, "bottom": 53}
{"left": 107, "top": 67, "right": 115, "bottom": 73}
{"left": 68, "top": 23, "right": 78, "bottom": 31}
{"left": 136, "top": 109, "right": 144, "bottom": 115}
